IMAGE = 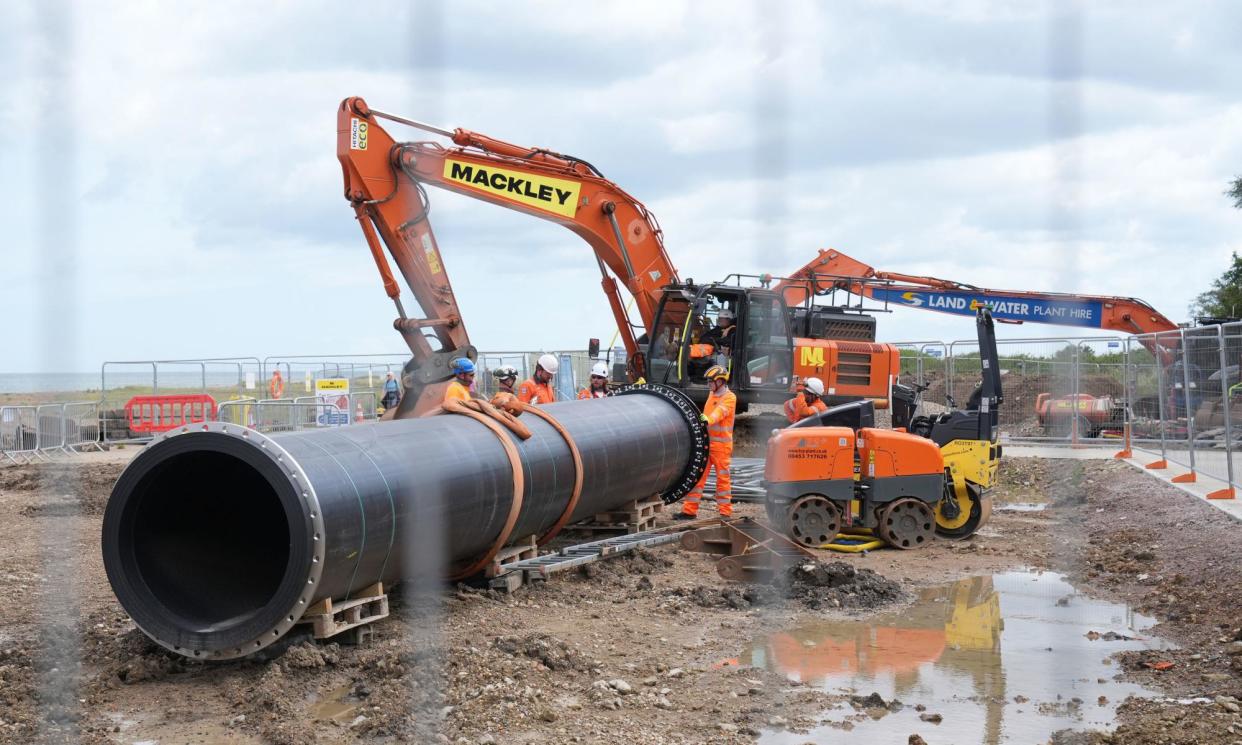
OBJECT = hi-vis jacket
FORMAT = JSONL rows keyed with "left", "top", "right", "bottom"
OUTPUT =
{"left": 704, "top": 386, "right": 737, "bottom": 450}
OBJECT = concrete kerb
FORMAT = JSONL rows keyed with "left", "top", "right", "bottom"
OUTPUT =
{"left": 1004, "top": 443, "right": 1242, "bottom": 523}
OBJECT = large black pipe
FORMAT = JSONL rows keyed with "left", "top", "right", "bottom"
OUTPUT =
{"left": 101, "top": 385, "right": 705, "bottom": 659}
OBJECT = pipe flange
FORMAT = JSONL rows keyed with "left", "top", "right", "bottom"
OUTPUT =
{"left": 612, "top": 384, "right": 709, "bottom": 504}
{"left": 102, "top": 422, "right": 325, "bottom": 661}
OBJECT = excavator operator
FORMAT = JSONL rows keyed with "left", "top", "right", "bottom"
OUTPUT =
{"left": 688, "top": 307, "right": 737, "bottom": 379}
{"left": 517, "top": 354, "right": 560, "bottom": 405}
{"left": 701, "top": 308, "right": 736, "bottom": 355}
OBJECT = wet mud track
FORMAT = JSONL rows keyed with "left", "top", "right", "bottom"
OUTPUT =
{"left": 0, "top": 456, "right": 1239, "bottom": 743}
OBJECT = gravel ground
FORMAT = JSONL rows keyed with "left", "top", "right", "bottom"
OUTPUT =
{"left": 1, "top": 453, "right": 1240, "bottom": 743}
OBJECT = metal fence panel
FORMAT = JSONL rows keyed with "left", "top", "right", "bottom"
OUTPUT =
{"left": 63, "top": 401, "right": 103, "bottom": 451}
{"left": 36, "top": 403, "right": 66, "bottom": 454}
{"left": 1, "top": 406, "right": 43, "bottom": 464}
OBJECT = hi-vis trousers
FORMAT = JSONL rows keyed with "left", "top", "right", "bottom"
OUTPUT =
{"left": 680, "top": 446, "right": 732, "bottom": 518}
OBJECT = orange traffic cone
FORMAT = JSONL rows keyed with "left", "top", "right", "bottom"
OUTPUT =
{"left": 355, "top": 403, "right": 365, "bottom": 423}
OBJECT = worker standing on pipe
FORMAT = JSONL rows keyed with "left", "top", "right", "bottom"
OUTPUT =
{"left": 784, "top": 377, "right": 828, "bottom": 423}
{"left": 677, "top": 364, "right": 736, "bottom": 519}
{"left": 578, "top": 362, "right": 610, "bottom": 399}
{"left": 517, "top": 354, "right": 559, "bottom": 405}
{"left": 444, "top": 358, "right": 476, "bottom": 403}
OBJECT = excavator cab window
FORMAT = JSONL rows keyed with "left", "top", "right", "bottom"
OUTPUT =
{"left": 647, "top": 293, "right": 692, "bottom": 385}
{"left": 738, "top": 291, "right": 794, "bottom": 391}
{"left": 684, "top": 292, "right": 740, "bottom": 383}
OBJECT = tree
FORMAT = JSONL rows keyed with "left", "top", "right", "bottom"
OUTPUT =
{"left": 1229, "top": 175, "right": 1242, "bottom": 210}
{"left": 1191, "top": 252, "right": 1242, "bottom": 320}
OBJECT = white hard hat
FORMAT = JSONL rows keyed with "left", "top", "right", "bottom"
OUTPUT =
{"left": 718, "top": 308, "right": 735, "bottom": 321}
{"left": 537, "top": 353, "right": 560, "bottom": 374}
{"left": 804, "top": 377, "right": 825, "bottom": 396}
{"left": 590, "top": 362, "right": 609, "bottom": 378}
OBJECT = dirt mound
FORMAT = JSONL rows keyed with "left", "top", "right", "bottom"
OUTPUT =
{"left": 493, "top": 633, "right": 591, "bottom": 672}
{"left": 784, "top": 561, "right": 906, "bottom": 610}
{"left": 671, "top": 585, "right": 781, "bottom": 610}
{"left": 8, "top": 463, "right": 123, "bottom": 517}
{"left": 670, "top": 561, "right": 904, "bottom": 612}
{"left": 578, "top": 548, "right": 672, "bottom": 583}
{"left": 280, "top": 640, "right": 341, "bottom": 670}
{"left": 0, "top": 467, "right": 43, "bottom": 492}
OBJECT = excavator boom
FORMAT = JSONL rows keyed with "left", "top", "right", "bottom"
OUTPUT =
{"left": 777, "top": 248, "right": 1177, "bottom": 337}
{"left": 337, "top": 97, "right": 687, "bottom": 411}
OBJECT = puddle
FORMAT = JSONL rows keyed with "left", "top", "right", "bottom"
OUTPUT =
{"left": 996, "top": 502, "right": 1047, "bottom": 512}
{"left": 745, "top": 571, "right": 1169, "bottom": 744}
{"left": 308, "top": 684, "right": 358, "bottom": 723}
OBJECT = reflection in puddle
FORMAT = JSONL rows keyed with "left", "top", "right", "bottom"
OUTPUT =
{"left": 746, "top": 571, "right": 1168, "bottom": 744}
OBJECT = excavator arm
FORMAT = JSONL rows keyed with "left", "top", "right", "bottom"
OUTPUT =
{"left": 337, "top": 97, "right": 678, "bottom": 408}
{"left": 777, "top": 248, "right": 1178, "bottom": 337}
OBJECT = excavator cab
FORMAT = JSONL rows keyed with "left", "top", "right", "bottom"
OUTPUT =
{"left": 646, "top": 284, "right": 795, "bottom": 409}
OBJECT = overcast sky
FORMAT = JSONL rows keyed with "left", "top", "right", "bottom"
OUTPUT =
{"left": 3, "top": 1, "right": 1241, "bottom": 373}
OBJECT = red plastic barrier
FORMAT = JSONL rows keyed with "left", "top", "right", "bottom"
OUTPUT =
{"left": 125, "top": 394, "right": 218, "bottom": 434}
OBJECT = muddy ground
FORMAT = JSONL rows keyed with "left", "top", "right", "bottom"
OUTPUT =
{"left": 2, "top": 453, "right": 1242, "bottom": 744}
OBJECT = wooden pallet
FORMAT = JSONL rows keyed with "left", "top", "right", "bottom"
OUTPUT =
{"left": 487, "top": 535, "right": 540, "bottom": 592}
{"left": 298, "top": 582, "right": 389, "bottom": 639}
{"left": 571, "top": 495, "right": 663, "bottom": 535}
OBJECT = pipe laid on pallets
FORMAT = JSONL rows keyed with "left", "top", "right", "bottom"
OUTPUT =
{"left": 101, "top": 384, "right": 706, "bottom": 660}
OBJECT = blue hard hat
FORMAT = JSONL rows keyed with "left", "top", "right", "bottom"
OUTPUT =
{"left": 451, "top": 357, "right": 476, "bottom": 375}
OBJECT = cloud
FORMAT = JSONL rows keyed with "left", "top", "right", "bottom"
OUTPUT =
{"left": 3, "top": 0, "right": 1241, "bottom": 374}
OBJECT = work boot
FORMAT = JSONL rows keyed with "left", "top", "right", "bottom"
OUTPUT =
{"left": 673, "top": 512, "right": 697, "bottom": 521}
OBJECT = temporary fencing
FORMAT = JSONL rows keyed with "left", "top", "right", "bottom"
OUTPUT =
{"left": 893, "top": 323, "right": 1242, "bottom": 499}
{"left": 1124, "top": 324, "right": 1242, "bottom": 499}
{"left": 63, "top": 402, "right": 103, "bottom": 452}
{"left": 125, "top": 394, "right": 218, "bottom": 435}
{"left": 1, "top": 406, "right": 41, "bottom": 464}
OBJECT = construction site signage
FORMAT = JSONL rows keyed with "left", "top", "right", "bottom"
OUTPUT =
{"left": 872, "top": 289, "right": 1104, "bottom": 328}
{"left": 443, "top": 159, "right": 580, "bottom": 218}
{"left": 315, "top": 378, "right": 351, "bottom": 427}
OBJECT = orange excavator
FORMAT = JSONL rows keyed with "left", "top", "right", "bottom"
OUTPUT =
{"left": 776, "top": 248, "right": 1178, "bottom": 337}
{"left": 337, "top": 97, "right": 901, "bottom": 415}
{"left": 774, "top": 248, "right": 1182, "bottom": 440}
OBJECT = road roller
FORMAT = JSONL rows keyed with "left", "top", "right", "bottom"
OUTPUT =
{"left": 765, "top": 308, "right": 1002, "bottom": 549}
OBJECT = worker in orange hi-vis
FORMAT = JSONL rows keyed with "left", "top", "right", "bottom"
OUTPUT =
{"left": 443, "top": 357, "right": 475, "bottom": 403}
{"left": 578, "top": 362, "right": 610, "bottom": 399}
{"left": 784, "top": 377, "right": 828, "bottom": 423}
{"left": 677, "top": 364, "right": 736, "bottom": 520}
{"left": 517, "top": 354, "right": 559, "bottom": 405}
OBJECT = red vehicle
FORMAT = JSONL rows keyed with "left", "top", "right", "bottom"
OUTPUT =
{"left": 1034, "top": 393, "right": 1125, "bottom": 438}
